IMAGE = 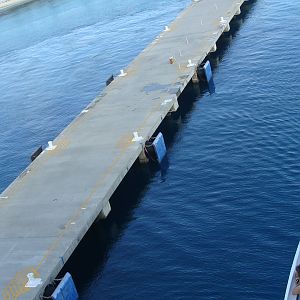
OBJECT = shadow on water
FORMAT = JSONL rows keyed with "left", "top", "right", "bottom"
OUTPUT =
{"left": 50, "top": 1, "right": 258, "bottom": 296}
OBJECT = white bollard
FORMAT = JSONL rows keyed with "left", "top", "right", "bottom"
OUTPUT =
{"left": 132, "top": 132, "right": 143, "bottom": 142}
{"left": 118, "top": 69, "right": 127, "bottom": 77}
{"left": 25, "top": 273, "right": 42, "bottom": 288}
{"left": 187, "top": 59, "right": 195, "bottom": 67}
{"left": 46, "top": 141, "right": 57, "bottom": 151}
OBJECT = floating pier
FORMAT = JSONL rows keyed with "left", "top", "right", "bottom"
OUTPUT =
{"left": 0, "top": 0, "right": 247, "bottom": 299}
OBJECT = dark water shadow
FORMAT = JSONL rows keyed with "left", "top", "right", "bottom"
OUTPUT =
{"left": 49, "top": 1, "right": 259, "bottom": 297}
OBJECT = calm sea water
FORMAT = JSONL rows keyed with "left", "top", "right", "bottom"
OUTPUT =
{"left": 1, "top": 0, "right": 300, "bottom": 299}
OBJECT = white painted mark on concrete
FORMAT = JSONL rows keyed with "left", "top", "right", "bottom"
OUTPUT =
{"left": 81, "top": 207, "right": 87, "bottom": 210}
{"left": 71, "top": 222, "right": 76, "bottom": 225}
{"left": 0, "top": 196, "right": 8, "bottom": 199}
{"left": 25, "top": 273, "right": 42, "bottom": 288}
{"left": 118, "top": 69, "right": 127, "bottom": 77}
{"left": 46, "top": 141, "right": 57, "bottom": 151}
{"left": 132, "top": 132, "right": 143, "bottom": 142}
{"left": 161, "top": 99, "right": 173, "bottom": 106}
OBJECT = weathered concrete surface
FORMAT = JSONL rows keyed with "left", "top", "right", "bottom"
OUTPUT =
{"left": 0, "top": 0, "right": 245, "bottom": 299}
{"left": 0, "top": 0, "right": 36, "bottom": 13}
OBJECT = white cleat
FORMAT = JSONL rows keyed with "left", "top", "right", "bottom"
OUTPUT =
{"left": 187, "top": 59, "right": 195, "bottom": 68}
{"left": 118, "top": 69, "right": 127, "bottom": 77}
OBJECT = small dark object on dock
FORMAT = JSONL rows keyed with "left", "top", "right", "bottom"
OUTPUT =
{"left": 169, "top": 56, "right": 175, "bottom": 64}
{"left": 31, "top": 146, "right": 43, "bottom": 162}
{"left": 106, "top": 74, "right": 114, "bottom": 86}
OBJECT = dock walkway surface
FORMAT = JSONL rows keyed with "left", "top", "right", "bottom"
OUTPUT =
{"left": 0, "top": 0, "right": 245, "bottom": 299}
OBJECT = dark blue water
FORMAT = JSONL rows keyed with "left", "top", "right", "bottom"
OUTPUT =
{"left": 1, "top": 0, "right": 300, "bottom": 299}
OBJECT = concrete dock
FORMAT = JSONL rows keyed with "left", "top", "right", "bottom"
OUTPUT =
{"left": 0, "top": 0, "right": 246, "bottom": 299}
